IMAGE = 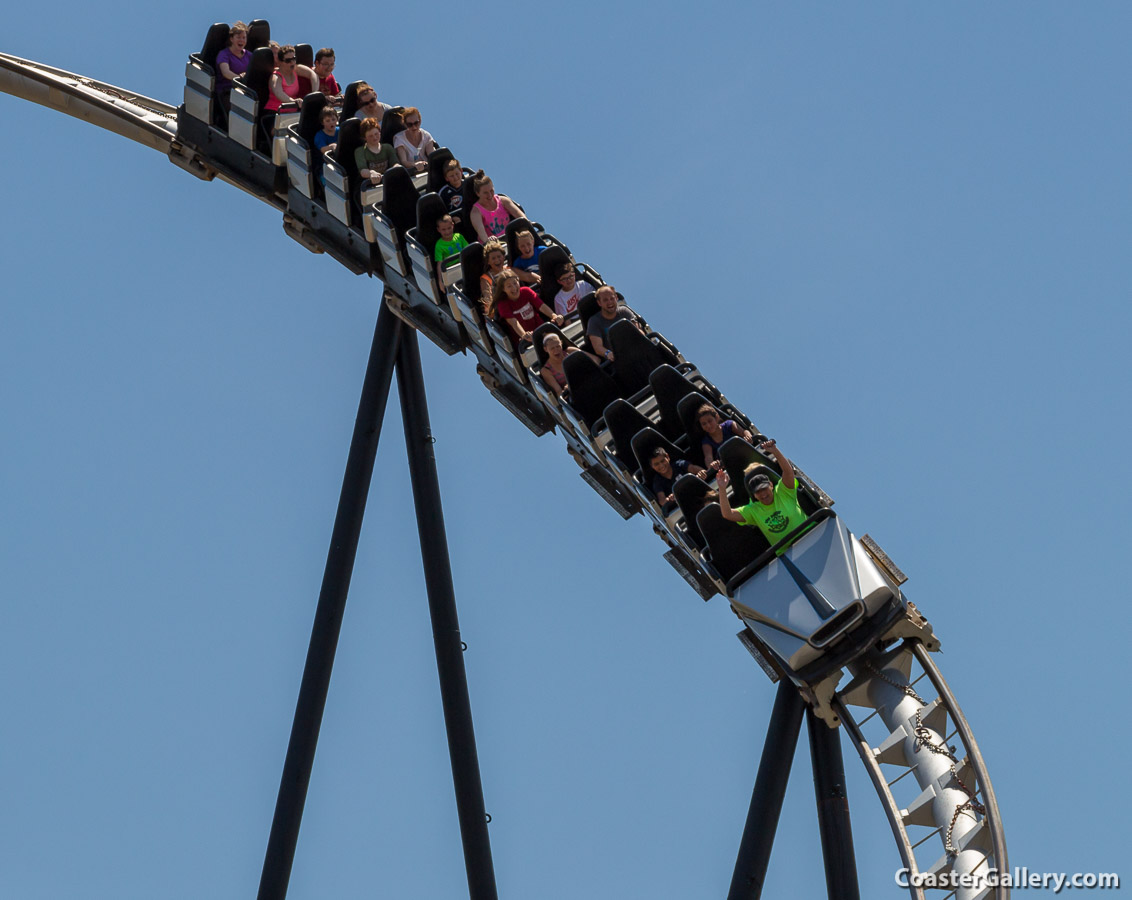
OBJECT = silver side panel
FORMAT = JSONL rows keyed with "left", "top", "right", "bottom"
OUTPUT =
{"left": 228, "top": 84, "right": 257, "bottom": 149}
{"left": 324, "top": 160, "right": 351, "bottom": 226}
{"left": 286, "top": 134, "right": 312, "bottom": 199}
{"left": 183, "top": 58, "right": 213, "bottom": 124}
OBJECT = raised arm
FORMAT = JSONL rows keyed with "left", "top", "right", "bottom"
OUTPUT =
{"left": 715, "top": 469, "right": 744, "bottom": 523}
{"left": 760, "top": 438, "right": 795, "bottom": 489}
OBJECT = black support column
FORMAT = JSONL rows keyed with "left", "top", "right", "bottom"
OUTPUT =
{"left": 727, "top": 681, "right": 805, "bottom": 900}
{"left": 807, "top": 709, "right": 860, "bottom": 900}
{"left": 257, "top": 303, "right": 403, "bottom": 900}
{"left": 396, "top": 329, "right": 498, "bottom": 900}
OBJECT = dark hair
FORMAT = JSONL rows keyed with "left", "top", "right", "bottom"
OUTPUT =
{"left": 315, "top": 47, "right": 335, "bottom": 62}
{"left": 650, "top": 446, "right": 669, "bottom": 460}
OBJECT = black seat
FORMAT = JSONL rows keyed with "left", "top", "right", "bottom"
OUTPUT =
{"left": 246, "top": 19, "right": 270, "bottom": 52}
{"left": 536, "top": 245, "right": 571, "bottom": 310}
{"left": 629, "top": 424, "right": 689, "bottom": 494}
{"left": 380, "top": 106, "right": 407, "bottom": 147}
{"left": 415, "top": 193, "right": 449, "bottom": 285}
{"left": 294, "top": 44, "right": 315, "bottom": 95}
{"left": 602, "top": 400, "right": 655, "bottom": 471}
{"left": 530, "top": 321, "right": 575, "bottom": 367}
{"left": 608, "top": 318, "right": 676, "bottom": 396}
{"left": 196, "top": 23, "right": 230, "bottom": 126}
{"left": 340, "top": 81, "right": 364, "bottom": 121}
{"left": 697, "top": 505, "right": 771, "bottom": 582}
{"left": 334, "top": 117, "right": 365, "bottom": 205}
{"left": 504, "top": 217, "right": 535, "bottom": 262}
{"left": 650, "top": 365, "right": 715, "bottom": 442}
{"left": 563, "top": 352, "right": 623, "bottom": 431}
{"left": 295, "top": 92, "right": 329, "bottom": 191}
{"left": 427, "top": 147, "right": 456, "bottom": 193}
{"left": 673, "top": 474, "right": 716, "bottom": 549}
{"left": 459, "top": 242, "right": 485, "bottom": 308}
{"left": 197, "top": 23, "right": 229, "bottom": 73}
{"left": 243, "top": 47, "right": 276, "bottom": 152}
{"left": 380, "top": 166, "right": 418, "bottom": 240}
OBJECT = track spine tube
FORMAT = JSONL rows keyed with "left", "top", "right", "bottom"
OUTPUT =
{"left": 727, "top": 681, "right": 805, "bottom": 900}
{"left": 396, "top": 329, "right": 499, "bottom": 900}
{"left": 806, "top": 710, "right": 861, "bottom": 900}
{"left": 257, "top": 303, "right": 403, "bottom": 900}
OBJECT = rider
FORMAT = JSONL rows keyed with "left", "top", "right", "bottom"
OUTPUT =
{"left": 716, "top": 439, "right": 806, "bottom": 554}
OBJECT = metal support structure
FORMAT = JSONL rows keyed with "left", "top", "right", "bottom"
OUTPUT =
{"left": 727, "top": 681, "right": 806, "bottom": 900}
{"left": 807, "top": 710, "right": 861, "bottom": 900}
{"left": 396, "top": 328, "right": 499, "bottom": 899}
{"left": 257, "top": 303, "right": 403, "bottom": 900}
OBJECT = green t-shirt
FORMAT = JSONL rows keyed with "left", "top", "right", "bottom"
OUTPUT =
{"left": 736, "top": 480, "right": 806, "bottom": 555}
{"left": 434, "top": 233, "right": 469, "bottom": 263}
{"left": 353, "top": 143, "right": 397, "bottom": 182}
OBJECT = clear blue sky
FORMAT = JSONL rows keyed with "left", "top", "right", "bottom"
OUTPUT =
{"left": 2, "top": 3, "right": 1128, "bottom": 898}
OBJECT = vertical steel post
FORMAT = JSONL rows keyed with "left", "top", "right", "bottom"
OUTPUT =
{"left": 807, "top": 710, "right": 861, "bottom": 900}
{"left": 257, "top": 303, "right": 403, "bottom": 900}
{"left": 727, "top": 681, "right": 805, "bottom": 900}
{"left": 396, "top": 329, "right": 498, "bottom": 900}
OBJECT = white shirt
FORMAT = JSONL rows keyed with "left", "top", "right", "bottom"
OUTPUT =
{"left": 554, "top": 280, "right": 594, "bottom": 317}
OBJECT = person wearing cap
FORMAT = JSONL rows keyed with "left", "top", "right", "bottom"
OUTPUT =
{"left": 716, "top": 439, "right": 806, "bottom": 555}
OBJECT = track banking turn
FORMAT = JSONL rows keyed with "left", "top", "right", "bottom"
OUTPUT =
{"left": 0, "top": 22, "right": 1009, "bottom": 898}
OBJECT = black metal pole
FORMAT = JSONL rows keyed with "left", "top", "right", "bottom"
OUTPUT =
{"left": 395, "top": 329, "right": 499, "bottom": 900}
{"left": 727, "top": 681, "right": 805, "bottom": 900}
{"left": 806, "top": 709, "right": 861, "bottom": 900}
{"left": 257, "top": 302, "right": 403, "bottom": 900}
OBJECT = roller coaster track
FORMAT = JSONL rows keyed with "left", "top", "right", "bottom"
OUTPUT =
{"left": 1, "top": 51, "right": 1009, "bottom": 899}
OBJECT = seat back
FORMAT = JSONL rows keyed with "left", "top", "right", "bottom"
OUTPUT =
{"left": 630, "top": 426, "right": 688, "bottom": 481}
{"left": 227, "top": 47, "right": 275, "bottom": 150}
{"left": 530, "top": 321, "right": 575, "bottom": 368}
{"left": 697, "top": 505, "right": 771, "bottom": 582}
{"left": 288, "top": 93, "right": 328, "bottom": 198}
{"left": 380, "top": 106, "right": 406, "bottom": 147}
{"left": 504, "top": 217, "right": 535, "bottom": 262}
{"left": 608, "top": 318, "right": 669, "bottom": 396}
{"left": 536, "top": 245, "right": 571, "bottom": 309}
{"left": 648, "top": 365, "right": 698, "bottom": 441}
{"left": 184, "top": 23, "right": 229, "bottom": 124}
{"left": 340, "top": 81, "right": 364, "bottom": 121}
{"left": 603, "top": 400, "right": 655, "bottom": 470}
{"left": 416, "top": 193, "right": 448, "bottom": 255}
{"left": 427, "top": 147, "right": 456, "bottom": 193}
{"left": 673, "top": 474, "right": 715, "bottom": 549}
{"left": 246, "top": 19, "right": 270, "bottom": 51}
{"left": 380, "top": 166, "right": 419, "bottom": 239}
{"left": 563, "top": 352, "right": 623, "bottom": 430}
{"left": 459, "top": 242, "right": 486, "bottom": 307}
{"left": 296, "top": 43, "right": 314, "bottom": 68}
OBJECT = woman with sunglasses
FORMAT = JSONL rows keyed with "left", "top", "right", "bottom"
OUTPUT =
{"left": 392, "top": 107, "right": 438, "bottom": 173}
{"left": 264, "top": 44, "right": 318, "bottom": 112}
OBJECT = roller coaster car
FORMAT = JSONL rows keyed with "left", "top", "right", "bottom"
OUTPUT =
{"left": 728, "top": 509, "right": 907, "bottom": 685}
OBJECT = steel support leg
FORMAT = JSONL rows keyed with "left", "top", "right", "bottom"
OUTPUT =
{"left": 727, "top": 681, "right": 805, "bottom": 900}
{"left": 807, "top": 709, "right": 861, "bottom": 900}
{"left": 257, "top": 303, "right": 403, "bottom": 900}
{"left": 396, "top": 329, "right": 499, "bottom": 900}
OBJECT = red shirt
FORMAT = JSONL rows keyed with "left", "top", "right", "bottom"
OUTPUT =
{"left": 496, "top": 287, "right": 546, "bottom": 339}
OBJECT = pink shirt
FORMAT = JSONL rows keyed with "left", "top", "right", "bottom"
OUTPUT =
{"left": 475, "top": 197, "right": 512, "bottom": 238}
{"left": 265, "top": 69, "right": 302, "bottom": 112}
